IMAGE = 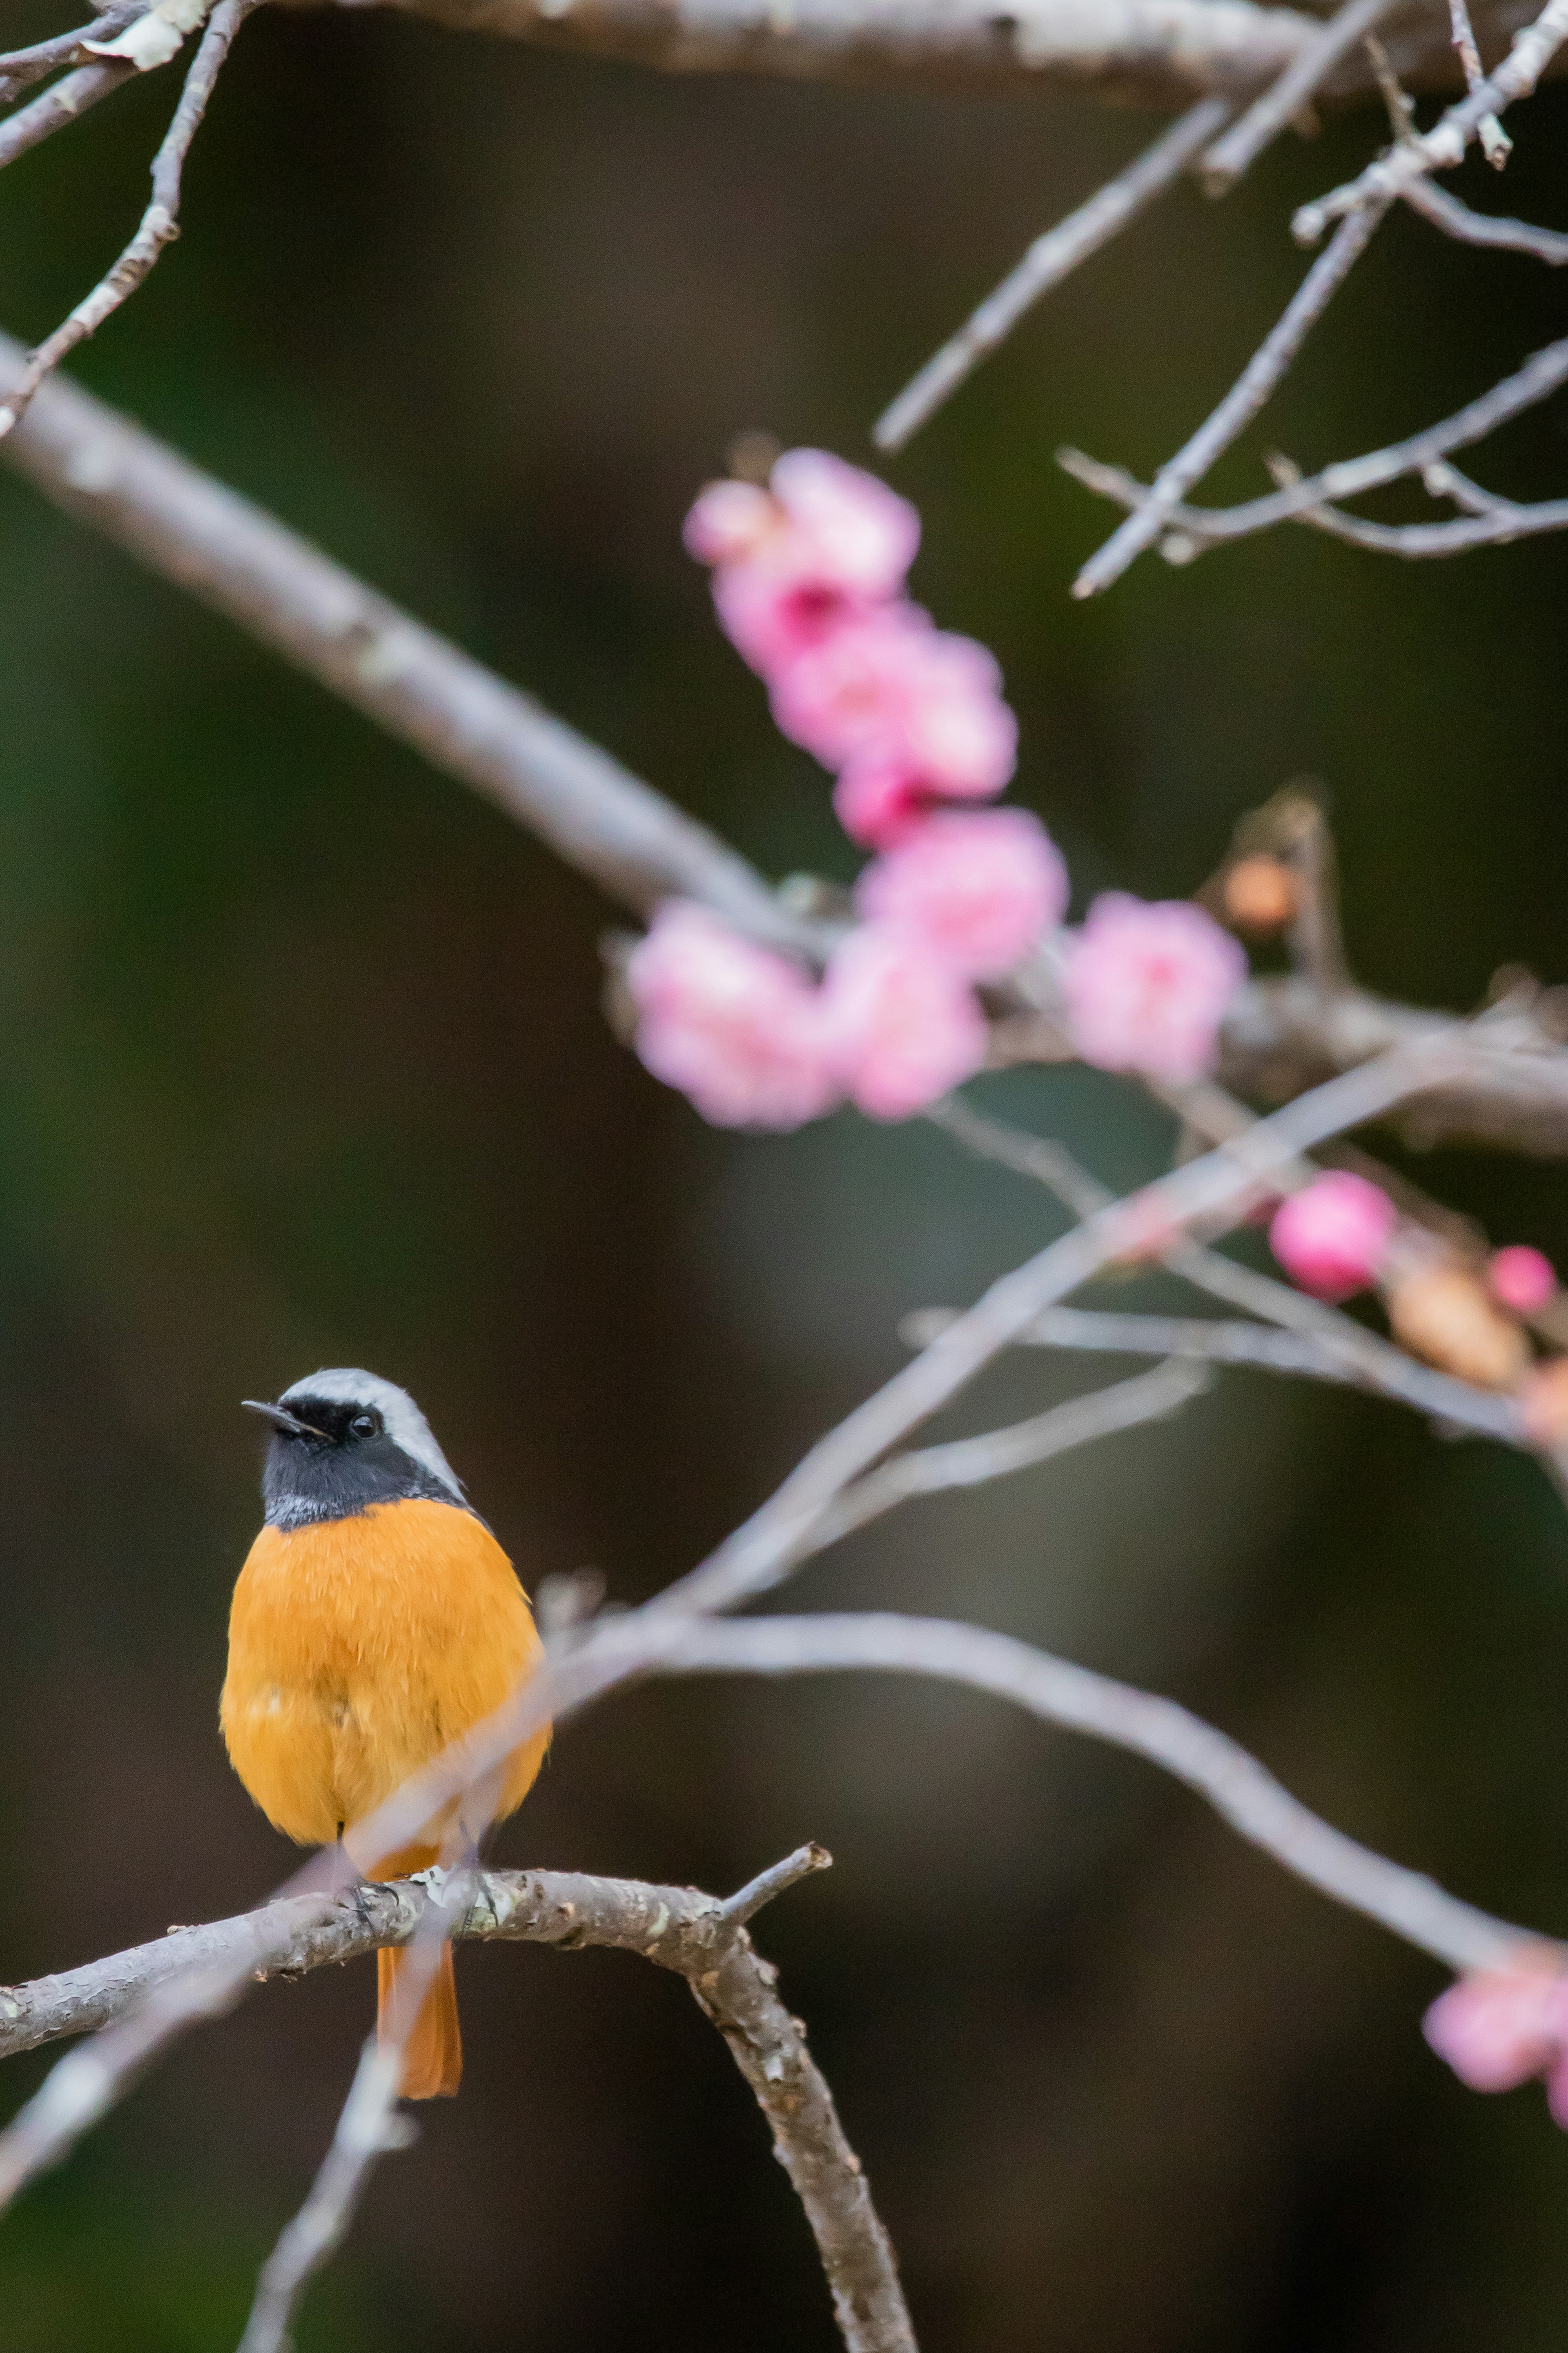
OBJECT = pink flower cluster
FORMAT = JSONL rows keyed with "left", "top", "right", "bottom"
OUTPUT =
{"left": 627, "top": 806, "right": 1067, "bottom": 1128}
{"left": 1424, "top": 1956, "right": 1568, "bottom": 2128}
{"left": 685, "top": 447, "right": 1015, "bottom": 847}
{"left": 626, "top": 448, "right": 1252, "bottom": 1132}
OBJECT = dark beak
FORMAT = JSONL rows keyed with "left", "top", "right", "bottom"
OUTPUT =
{"left": 243, "top": 1399, "right": 327, "bottom": 1440}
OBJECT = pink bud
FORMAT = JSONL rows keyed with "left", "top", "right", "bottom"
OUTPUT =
{"left": 770, "top": 605, "right": 1016, "bottom": 797}
{"left": 1424, "top": 1958, "right": 1568, "bottom": 2096}
{"left": 683, "top": 478, "right": 778, "bottom": 569}
{"left": 855, "top": 809, "right": 1069, "bottom": 982}
{"left": 625, "top": 902, "right": 840, "bottom": 1132}
{"left": 1062, "top": 893, "right": 1246, "bottom": 1086}
{"left": 1268, "top": 1172, "right": 1397, "bottom": 1303}
{"left": 1489, "top": 1245, "right": 1557, "bottom": 1316}
{"left": 820, "top": 928, "right": 989, "bottom": 1120}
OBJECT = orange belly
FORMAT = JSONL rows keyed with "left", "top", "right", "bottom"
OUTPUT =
{"left": 220, "top": 1497, "right": 548, "bottom": 1859}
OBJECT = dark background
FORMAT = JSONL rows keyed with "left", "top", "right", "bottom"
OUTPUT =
{"left": 0, "top": 11, "right": 1566, "bottom": 2345}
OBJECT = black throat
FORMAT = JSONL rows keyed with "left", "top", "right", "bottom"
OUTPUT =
{"left": 261, "top": 1395, "right": 468, "bottom": 1530}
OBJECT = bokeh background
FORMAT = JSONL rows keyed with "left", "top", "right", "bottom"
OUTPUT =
{"left": 0, "top": 12, "right": 1566, "bottom": 2344}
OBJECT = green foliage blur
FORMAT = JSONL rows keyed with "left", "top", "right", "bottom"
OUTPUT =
{"left": 0, "top": 10, "right": 1566, "bottom": 2344}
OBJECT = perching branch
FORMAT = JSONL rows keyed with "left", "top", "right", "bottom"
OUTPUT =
{"left": 2, "top": 1852, "right": 915, "bottom": 2353}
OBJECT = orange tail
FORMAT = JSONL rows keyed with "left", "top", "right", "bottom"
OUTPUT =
{"left": 378, "top": 1943, "right": 462, "bottom": 2100}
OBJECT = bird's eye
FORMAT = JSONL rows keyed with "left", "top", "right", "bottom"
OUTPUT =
{"left": 350, "top": 1413, "right": 378, "bottom": 1439}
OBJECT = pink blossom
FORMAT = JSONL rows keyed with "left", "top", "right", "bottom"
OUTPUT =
{"left": 1489, "top": 1244, "right": 1557, "bottom": 1316}
{"left": 768, "top": 448, "right": 919, "bottom": 600}
{"left": 692, "top": 451, "right": 919, "bottom": 675}
{"left": 770, "top": 605, "right": 1016, "bottom": 796}
{"left": 820, "top": 928, "right": 989, "bottom": 1120}
{"left": 1062, "top": 893, "right": 1246, "bottom": 1085}
{"left": 833, "top": 757, "right": 935, "bottom": 850}
{"left": 625, "top": 901, "right": 839, "bottom": 1132}
{"left": 1268, "top": 1172, "right": 1397, "bottom": 1303}
{"left": 1425, "top": 1956, "right": 1568, "bottom": 2126}
{"left": 855, "top": 809, "right": 1069, "bottom": 981}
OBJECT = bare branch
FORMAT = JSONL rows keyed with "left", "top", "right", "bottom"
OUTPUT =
{"left": 811, "top": 1358, "right": 1215, "bottom": 1552}
{"left": 0, "top": 60, "right": 133, "bottom": 170}
{"left": 1059, "top": 330, "right": 1568, "bottom": 556}
{"left": 237, "top": 2039, "right": 415, "bottom": 2353}
{"left": 0, "top": 0, "right": 259, "bottom": 440}
{"left": 0, "top": 332, "right": 804, "bottom": 950}
{"left": 1, "top": 1858, "right": 913, "bottom": 2353}
{"left": 0, "top": 7, "right": 145, "bottom": 96}
{"left": 1446, "top": 0, "right": 1512, "bottom": 159}
{"left": 873, "top": 97, "right": 1230, "bottom": 454}
{"left": 1198, "top": 0, "right": 1401, "bottom": 196}
{"left": 717, "top": 1840, "right": 834, "bottom": 1925}
{"left": 924, "top": 1093, "right": 1530, "bottom": 1439}
{"left": 1293, "top": 0, "right": 1568, "bottom": 241}
{"left": 654, "top": 1613, "right": 1538, "bottom": 1973}
{"left": 364, "top": 0, "right": 1319, "bottom": 104}
{"left": 1272, "top": 470, "right": 1568, "bottom": 553}
{"left": 1069, "top": 195, "right": 1391, "bottom": 598}
{"left": 1402, "top": 175, "right": 1568, "bottom": 260}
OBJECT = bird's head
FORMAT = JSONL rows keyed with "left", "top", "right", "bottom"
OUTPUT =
{"left": 245, "top": 1369, "right": 469, "bottom": 1529}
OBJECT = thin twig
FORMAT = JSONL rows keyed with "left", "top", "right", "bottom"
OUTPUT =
{"left": 1069, "top": 195, "right": 1392, "bottom": 598}
{"left": 1274, "top": 475, "right": 1568, "bottom": 553}
{"left": 811, "top": 1358, "right": 1214, "bottom": 1551}
{"left": 0, "top": 59, "right": 133, "bottom": 170}
{"left": 0, "top": 7, "right": 144, "bottom": 96}
{"left": 654, "top": 1614, "right": 1536, "bottom": 1972}
{"left": 1292, "top": 0, "right": 1568, "bottom": 242}
{"left": 238, "top": 1856, "right": 475, "bottom": 2353}
{"left": 1448, "top": 0, "right": 1512, "bottom": 158}
{"left": 901, "top": 1302, "right": 1524, "bottom": 1434}
{"left": 237, "top": 2039, "right": 415, "bottom": 2353}
{"left": 717, "top": 1841, "right": 834, "bottom": 1925}
{"left": 873, "top": 97, "right": 1230, "bottom": 454}
{"left": 924, "top": 1095, "right": 1528, "bottom": 1439}
{"left": 1198, "top": 0, "right": 1402, "bottom": 195}
{"left": 1402, "top": 174, "right": 1568, "bottom": 259}
{"left": 0, "top": 0, "right": 258, "bottom": 440}
{"left": 1059, "top": 330, "right": 1568, "bottom": 551}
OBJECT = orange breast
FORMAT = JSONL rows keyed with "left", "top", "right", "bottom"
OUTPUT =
{"left": 219, "top": 1498, "right": 548, "bottom": 1859}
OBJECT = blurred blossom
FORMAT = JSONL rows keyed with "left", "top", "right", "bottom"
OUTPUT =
{"left": 820, "top": 927, "right": 989, "bottom": 1120}
{"left": 1064, "top": 893, "right": 1247, "bottom": 1084}
{"left": 769, "top": 606, "right": 1015, "bottom": 798}
{"left": 1489, "top": 1244, "right": 1557, "bottom": 1315}
{"left": 624, "top": 901, "right": 838, "bottom": 1131}
{"left": 833, "top": 755, "right": 936, "bottom": 849}
{"left": 1424, "top": 1957, "right": 1568, "bottom": 2126}
{"left": 855, "top": 808, "right": 1069, "bottom": 981}
{"left": 1268, "top": 1172, "right": 1397, "bottom": 1303}
{"left": 690, "top": 448, "right": 919, "bottom": 673}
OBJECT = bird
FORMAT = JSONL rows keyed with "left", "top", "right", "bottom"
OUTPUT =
{"left": 220, "top": 1370, "right": 549, "bottom": 2099}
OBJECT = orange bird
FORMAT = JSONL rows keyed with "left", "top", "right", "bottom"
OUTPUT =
{"left": 220, "top": 1370, "right": 548, "bottom": 2099}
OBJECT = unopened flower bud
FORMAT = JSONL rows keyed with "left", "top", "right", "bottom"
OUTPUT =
{"left": 1387, "top": 1265, "right": 1530, "bottom": 1390}
{"left": 1489, "top": 1244, "right": 1558, "bottom": 1317}
{"left": 1223, "top": 854, "right": 1298, "bottom": 933}
{"left": 1269, "top": 1172, "right": 1395, "bottom": 1303}
{"left": 1520, "top": 1357, "right": 1568, "bottom": 1448}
